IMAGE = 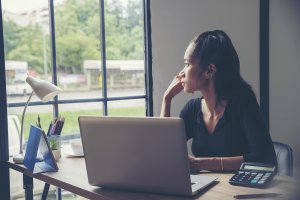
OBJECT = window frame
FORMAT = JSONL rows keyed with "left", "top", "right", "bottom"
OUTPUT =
{"left": 7, "top": 0, "right": 153, "bottom": 128}
{"left": 0, "top": 0, "right": 153, "bottom": 199}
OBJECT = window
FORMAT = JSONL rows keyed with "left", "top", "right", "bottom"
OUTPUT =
{"left": 1, "top": 0, "right": 151, "bottom": 199}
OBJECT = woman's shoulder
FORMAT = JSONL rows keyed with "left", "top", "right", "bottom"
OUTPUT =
{"left": 182, "top": 98, "right": 202, "bottom": 111}
{"left": 187, "top": 97, "right": 202, "bottom": 107}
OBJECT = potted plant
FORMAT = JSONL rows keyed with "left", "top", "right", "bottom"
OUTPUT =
{"left": 49, "top": 136, "right": 61, "bottom": 161}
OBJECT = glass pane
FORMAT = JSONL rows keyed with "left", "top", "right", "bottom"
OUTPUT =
{"left": 54, "top": 0, "right": 102, "bottom": 100}
{"left": 10, "top": 169, "right": 58, "bottom": 200}
{"left": 58, "top": 102, "right": 103, "bottom": 136}
{"left": 7, "top": 105, "right": 54, "bottom": 199}
{"left": 2, "top": 0, "right": 52, "bottom": 103}
{"left": 105, "top": 0, "right": 145, "bottom": 97}
{"left": 108, "top": 99, "right": 146, "bottom": 117}
{"left": 7, "top": 105, "right": 54, "bottom": 148}
{"left": 9, "top": 169, "right": 23, "bottom": 200}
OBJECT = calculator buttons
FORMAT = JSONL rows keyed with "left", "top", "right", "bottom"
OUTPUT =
{"left": 229, "top": 170, "right": 274, "bottom": 188}
{"left": 229, "top": 163, "right": 276, "bottom": 188}
{"left": 251, "top": 180, "right": 258, "bottom": 184}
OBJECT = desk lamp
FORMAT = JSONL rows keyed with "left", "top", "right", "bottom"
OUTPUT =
{"left": 13, "top": 75, "right": 62, "bottom": 164}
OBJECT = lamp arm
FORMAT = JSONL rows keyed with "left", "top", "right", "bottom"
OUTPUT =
{"left": 19, "top": 91, "right": 34, "bottom": 154}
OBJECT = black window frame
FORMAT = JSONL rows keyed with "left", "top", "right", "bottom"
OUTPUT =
{"left": 7, "top": 0, "right": 153, "bottom": 118}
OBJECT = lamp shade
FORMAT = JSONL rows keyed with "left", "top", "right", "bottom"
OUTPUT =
{"left": 26, "top": 76, "right": 62, "bottom": 102}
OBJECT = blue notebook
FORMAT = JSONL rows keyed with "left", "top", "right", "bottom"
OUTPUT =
{"left": 24, "top": 125, "right": 58, "bottom": 174}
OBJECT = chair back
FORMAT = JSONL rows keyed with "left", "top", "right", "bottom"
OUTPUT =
{"left": 273, "top": 141, "right": 293, "bottom": 176}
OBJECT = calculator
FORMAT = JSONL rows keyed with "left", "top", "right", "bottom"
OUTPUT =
{"left": 229, "top": 162, "right": 276, "bottom": 188}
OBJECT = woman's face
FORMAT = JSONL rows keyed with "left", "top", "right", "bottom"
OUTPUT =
{"left": 179, "top": 43, "right": 208, "bottom": 93}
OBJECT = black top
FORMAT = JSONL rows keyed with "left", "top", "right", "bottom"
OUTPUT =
{"left": 179, "top": 91, "right": 277, "bottom": 165}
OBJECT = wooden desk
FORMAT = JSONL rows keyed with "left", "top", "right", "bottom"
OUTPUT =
{"left": 8, "top": 156, "right": 299, "bottom": 200}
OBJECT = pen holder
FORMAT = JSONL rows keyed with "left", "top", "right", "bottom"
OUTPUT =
{"left": 47, "top": 135, "right": 61, "bottom": 161}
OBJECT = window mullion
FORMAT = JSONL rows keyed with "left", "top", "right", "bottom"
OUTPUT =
{"left": 49, "top": 0, "right": 59, "bottom": 118}
{"left": 99, "top": 0, "right": 108, "bottom": 116}
{"left": 143, "top": 0, "right": 153, "bottom": 117}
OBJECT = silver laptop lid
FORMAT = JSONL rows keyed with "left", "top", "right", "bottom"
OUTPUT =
{"left": 78, "top": 116, "right": 192, "bottom": 196}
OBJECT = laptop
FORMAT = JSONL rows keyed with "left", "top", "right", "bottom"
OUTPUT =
{"left": 78, "top": 116, "right": 218, "bottom": 196}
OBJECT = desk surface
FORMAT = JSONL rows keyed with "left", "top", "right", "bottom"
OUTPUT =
{"left": 8, "top": 156, "right": 299, "bottom": 200}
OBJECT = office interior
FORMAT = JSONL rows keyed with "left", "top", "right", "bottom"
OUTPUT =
{"left": 0, "top": 0, "right": 299, "bottom": 199}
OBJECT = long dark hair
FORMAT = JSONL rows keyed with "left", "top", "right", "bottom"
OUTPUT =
{"left": 190, "top": 30, "right": 255, "bottom": 102}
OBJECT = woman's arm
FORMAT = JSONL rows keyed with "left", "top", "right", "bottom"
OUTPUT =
{"left": 189, "top": 155, "right": 244, "bottom": 172}
{"left": 160, "top": 96, "right": 172, "bottom": 117}
{"left": 160, "top": 75, "right": 184, "bottom": 117}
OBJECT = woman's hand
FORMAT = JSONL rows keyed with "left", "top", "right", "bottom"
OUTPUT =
{"left": 163, "top": 73, "right": 184, "bottom": 101}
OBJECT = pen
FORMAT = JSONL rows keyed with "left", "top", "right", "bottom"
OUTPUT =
{"left": 38, "top": 114, "right": 42, "bottom": 129}
{"left": 50, "top": 118, "right": 58, "bottom": 135}
{"left": 46, "top": 122, "right": 52, "bottom": 136}
{"left": 57, "top": 117, "right": 65, "bottom": 135}
{"left": 234, "top": 193, "right": 282, "bottom": 199}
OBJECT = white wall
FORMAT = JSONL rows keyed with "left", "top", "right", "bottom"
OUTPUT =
{"left": 151, "top": 0, "right": 260, "bottom": 117}
{"left": 269, "top": 0, "right": 300, "bottom": 176}
{"left": 151, "top": 0, "right": 300, "bottom": 178}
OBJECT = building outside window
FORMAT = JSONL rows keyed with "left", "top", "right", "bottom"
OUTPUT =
{"left": 1, "top": 0, "right": 150, "bottom": 199}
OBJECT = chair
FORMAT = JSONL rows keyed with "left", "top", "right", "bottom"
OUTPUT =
{"left": 273, "top": 141, "right": 293, "bottom": 176}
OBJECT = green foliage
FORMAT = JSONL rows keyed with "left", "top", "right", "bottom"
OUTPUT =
{"left": 56, "top": 33, "right": 99, "bottom": 73}
{"left": 49, "top": 138, "right": 59, "bottom": 150}
{"left": 4, "top": 0, "right": 144, "bottom": 74}
{"left": 4, "top": 23, "right": 47, "bottom": 73}
{"left": 3, "top": 20, "right": 22, "bottom": 54}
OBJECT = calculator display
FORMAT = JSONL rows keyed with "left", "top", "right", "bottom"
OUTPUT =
{"left": 243, "top": 165, "right": 274, "bottom": 171}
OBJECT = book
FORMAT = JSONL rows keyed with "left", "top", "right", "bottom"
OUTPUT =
{"left": 23, "top": 125, "right": 58, "bottom": 174}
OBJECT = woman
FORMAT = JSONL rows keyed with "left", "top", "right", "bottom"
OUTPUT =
{"left": 160, "top": 30, "right": 277, "bottom": 172}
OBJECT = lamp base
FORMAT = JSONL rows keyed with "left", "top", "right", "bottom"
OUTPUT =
{"left": 13, "top": 153, "right": 24, "bottom": 164}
